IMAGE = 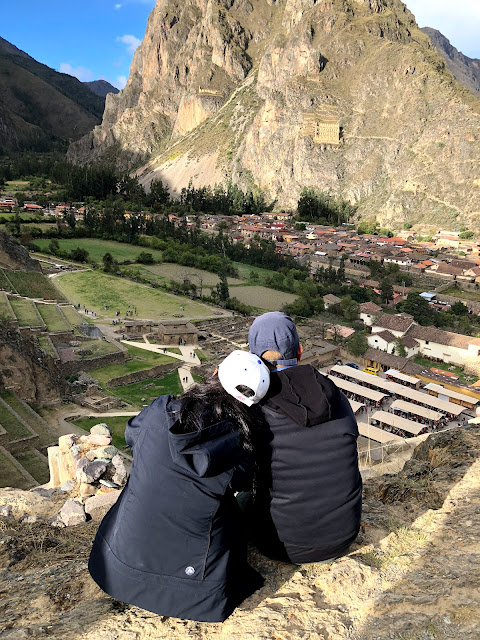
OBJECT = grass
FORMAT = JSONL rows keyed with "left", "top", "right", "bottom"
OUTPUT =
{"left": 0, "top": 449, "right": 34, "bottom": 490}
{"left": 13, "top": 450, "right": 50, "bottom": 485}
{"left": 413, "top": 356, "right": 473, "bottom": 384}
{"left": 4, "top": 180, "right": 29, "bottom": 192}
{"left": 76, "top": 339, "right": 121, "bottom": 359}
{"left": 106, "top": 371, "right": 183, "bottom": 408}
{"left": 5, "top": 272, "right": 64, "bottom": 300}
{"left": 9, "top": 297, "right": 44, "bottom": 327}
{"left": 0, "top": 404, "right": 32, "bottom": 441}
{"left": 229, "top": 285, "right": 297, "bottom": 311}
{"left": 37, "top": 335, "right": 58, "bottom": 359}
{"left": 1, "top": 393, "right": 57, "bottom": 448}
{"left": 0, "top": 270, "right": 15, "bottom": 291}
{"left": 441, "top": 286, "right": 480, "bottom": 302}
{"left": 231, "top": 262, "right": 279, "bottom": 282}
{"left": 143, "top": 263, "right": 244, "bottom": 287}
{"left": 0, "top": 292, "right": 14, "bottom": 319}
{"left": 71, "top": 416, "right": 130, "bottom": 450}
{"left": 89, "top": 344, "right": 176, "bottom": 386}
{"left": 34, "top": 238, "right": 164, "bottom": 264}
{"left": 36, "top": 304, "right": 71, "bottom": 332}
{"left": 59, "top": 305, "right": 84, "bottom": 326}
{"left": 53, "top": 270, "right": 217, "bottom": 320}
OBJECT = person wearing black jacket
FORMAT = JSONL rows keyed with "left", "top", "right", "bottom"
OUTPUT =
{"left": 248, "top": 312, "right": 363, "bottom": 564}
{"left": 88, "top": 351, "right": 269, "bottom": 623}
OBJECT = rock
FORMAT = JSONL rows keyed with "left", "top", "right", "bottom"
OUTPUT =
{"left": 30, "top": 486, "right": 56, "bottom": 498}
{"left": 77, "top": 460, "right": 107, "bottom": 484}
{"left": 0, "top": 504, "right": 14, "bottom": 519}
{"left": 79, "top": 483, "right": 97, "bottom": 498}
{"left": 58, "top": 480, "right": 76, "bottom": 493}
{"left": 0, "top": 488, "right": 61, "bottom": 520}
{"left": 85, "top": 490, "right": 121, "bottom": 521}
{"left": 49, "top": 514, "right": 66, "bottom": 528}
{"left": 112, "top": 454, "right": 127, "bottom": 485}
{"left": 70, "top": 444, "right": 82, "bottom": 457}
{"left": 18, "top": 514, "right": 45, "bottom": 524}
{"left": 58, "top": 434, "right": 76, "bottom": 452}
{"left": 85, "top": 434, "right": 112, "bottom": 446}
{"left": 58, "top": 499, "right": 86, "bottom": 526}
{"left": 90, "top": 423, "right": 112, "bottom": 437}
{"left": 85, "top": 445, "right": 118, "bottom": 461}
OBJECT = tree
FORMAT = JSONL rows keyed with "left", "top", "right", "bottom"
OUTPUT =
{"left": 340, "top": 296, "right": 359, "bottom": 322}
{"left": 450, "top": 301, "right": 469, "bottom": 316}
{"left": 396, "top": 292, "right": 434, "bottom": 325}
{"left": 69, "top": 248, "right": 89, "bottom": 263}
{"left": 48, "top": 239, "right": 60, "bottom": 255}
{"left": 348, "top": 332, "right": 368, "bottom": 357}
{"left": 394, "top": 339, "right": 407, "bottom": 357}
{"left": 137, "top": 252, "right": 155, "bottom": 264}
{"left": 215, "top": 268, "right": 229, "bottom": 303}
{"left": 102, "top": 252, "right": 116, "bottom": 272}
{"left": 380, "top": 277, "right": 394, "bottom": 304}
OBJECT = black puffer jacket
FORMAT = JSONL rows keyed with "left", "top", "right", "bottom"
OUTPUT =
{"left": 88, "top": 395, "right": 264, "bottom": 622}
{"left": 252, "top": 365, "right": 362, "bottom": 563}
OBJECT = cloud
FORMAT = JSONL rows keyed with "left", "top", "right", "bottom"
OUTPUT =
{"left": 407, "top": 0, "right": 480, "bottom": 57}
{"left": 114, "top": 3, "right": 122, "bottom": 9}
{"left": 59, "top": 63, "right": 95, "bottom": 82}
{"left": 116, "top": 34, "right": 141, "bottom": 54}
{"left": 116, "top": 75, "right": 128, "bottom": 89}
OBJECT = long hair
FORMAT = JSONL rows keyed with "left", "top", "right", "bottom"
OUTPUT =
{"left": 178, "top": 377, "right": 265, "bottom": 493}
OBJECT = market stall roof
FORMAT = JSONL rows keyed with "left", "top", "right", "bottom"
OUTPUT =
{"left": 391, "top": 399, "right": 443, "bottom": 422}
{"left": 424, "top": 383, "right": 479, "bottom": 406}
{"left": 357, "top": 423, "right": 404, "bottom": 443}
{"left": 328, "top": 375, "right": 387, "bottom": 402}
{"left": 348, "top": 399, "right": 365, "bottom": 414}
{"left": 371, "top": 410, "right": 425, "bottom": 435}
{"left": 385, "top": 369, "right": 420, "bottom": 386}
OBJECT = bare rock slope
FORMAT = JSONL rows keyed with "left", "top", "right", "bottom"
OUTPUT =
{"left": 1, "top": 425, "right": 479, "bottom": 639}
{"left": 69, "top": 0, "right": 480, "bottom": 230}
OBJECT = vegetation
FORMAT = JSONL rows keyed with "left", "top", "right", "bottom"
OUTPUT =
{"left": 36, "top": 304, "right": 70, "bottom": 332}
{"left": 0, "top": 292, "right": 14, "bottom": 319}
{"left": 13, "top": 450, "right": 50, "bottom": 484}
{"left": 4, "top": 271, "right": 64, "bottom": 300}
{"left": 0, "top": 448, "right": 34, "bottom": 490}
{"left": 348, "top": 332, "right": 369, "bottom": 356}
{"left": 106, "top": 371, "right": 183, "bottom": 408}
{"left": 296, "top": 187, "right": 354, "bottom": 225}
{"left": 37, "top": 335, "right": 57, "bottom": 359}
{"left": 89, "top": 345, "right": 176, "bottom": 386}
{"left": 0, "top": 404, "right": 32, "bottom": 441}
{"left": 9, "top": 298, "right": 43, "bottom": 327}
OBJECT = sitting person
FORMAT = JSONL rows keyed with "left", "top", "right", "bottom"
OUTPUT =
{"left": 88, "top": 350, "right": 270, "bottom": 622}
{"left": 247, "top": 312, "right": 363, "bottom": 564}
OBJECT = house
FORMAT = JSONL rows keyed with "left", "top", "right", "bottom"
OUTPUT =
{"left": 367, "top": 330, "right": 397, "bottom": 353}
{"left": 157, "top": 321, "right": 198, "bottom": 346}
{"left": 326, "top": 325, "right": 355, "bottom": 340}
{"left": 359, "top": 302, "right": 382, "bottom": 327}
{"left": 323, "top": 294, "right": 342, "bottom": 309}
{"left": 371, "top": 313, "right": 415, "bottom": 338}
{"left": 405, "top": 325, "right": 480, "bottom": 366}
{"left": 362, "top": 348, "right": 409, "bottom": 373}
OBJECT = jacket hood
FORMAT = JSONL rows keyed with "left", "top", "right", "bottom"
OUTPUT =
{"left": 168, "top": 418, "right": 242, "bottom": 477}
{"left": 261, "top": 364, "right": 340, "bottom": 428}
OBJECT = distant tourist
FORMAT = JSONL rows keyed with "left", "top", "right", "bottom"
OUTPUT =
{"left": 88, "top": 351, "right": 269, "bottom": 621}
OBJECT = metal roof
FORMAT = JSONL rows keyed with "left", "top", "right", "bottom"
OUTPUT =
{"left": 357, "top": 422, "right": 404, "bottom": 443}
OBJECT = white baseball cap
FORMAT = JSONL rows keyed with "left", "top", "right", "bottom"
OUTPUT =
{"left": 218, "top": 350, "right": 270, "bottom": 406}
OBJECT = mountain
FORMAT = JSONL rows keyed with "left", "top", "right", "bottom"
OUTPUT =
{"left": 84, "top": 80, "right": 120, "bottom": 98}
{"left": 0, "top": 36, "right": 104, "bottom": 152}
{"left": 420, "top": 27, "right": 480, "bottom": 98}
{"left": 68, "top": 0, "right": 480, "bottom": 230}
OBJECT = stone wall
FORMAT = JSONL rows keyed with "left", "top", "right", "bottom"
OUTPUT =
{"left": 107, "top": 362, "right": 181, "bottom": 387}
{"left": 60, "top": 349, "right": 128, "bottom": 375}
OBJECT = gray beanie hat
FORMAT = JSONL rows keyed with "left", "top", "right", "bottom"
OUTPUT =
{"left": 248, "top": 312, "right": 300, "bottom": 360}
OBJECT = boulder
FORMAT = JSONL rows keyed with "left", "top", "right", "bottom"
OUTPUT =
{"left": 58, "top": 434, "right": 75, "bottom": 452}
{"left": 90, "top": 423, "right": 112, "bottom": 437}
{"left": 85, "top": 434, "right": 112, "bottom": 446}
{"left": 77, "top": 460, "right": 107, "bottom": 484}
{"left": 58, "top": 480, "right": 76, "bottom": 493}
{"left": 111, "top": 454, "right": 127, "bottom": 485}
{"left": 79, "top": 483, "right": 97, "bottom": 498}
{"left": 59, "top": 499, "right": 86, "bottom": 527}
{"left": 85, "top": 490, "right": 121, "bottom": 521}
{"left": 85, "top": 445, "right": 118, "bottom": 461}
{"left": 0, "top": 488, "right": 61, "bottom": 520}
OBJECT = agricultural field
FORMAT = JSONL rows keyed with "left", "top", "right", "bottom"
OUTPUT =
{"left": 89, "top": 344, "right": 176, "bottom": 386}
{"left": 9, "top": 298, "right": 44, "bottom": 327}
{"left": 231, "top": 262, "right": 279, "bottom": 283}
{"left": 441, "top": 287, "right": 480, "bottom": 303}
{"left": 143, "top": 263, "right": 244, "bottom": 287}
{"left": 229, "top": 285, "right": 297, "bottom": 311}
{"left": 34, "top": 238, "right": 164, "bottom": 264}
{"left": 0, "top": 449, "right": 34, "bottom": 490}
{"left": 37, "top": 335, "right": 58, "bottom": 359}
{"left": 0, "top": 403, "right": 32, "bottom": 441}
{"left": 13, "top": 450, "right": 50, "bottom": 484}
{"left": 0, "top": 292, "right": 14, "bottom": 318}
{"left": 1, "top": 392, "right": 58, "bottom": 447}
{"left": 76, "top": 339, "right": 121, "bottom": 359}
{"left": 53, "top": 270, "right": 222, "bottom": 321}
{"left": 0, "top": 270, "right": 15, "bottom": 291}
{"left": 36, "top": 304, "right": 71, "bottom": 332}
{"left": 60, "top": 305, "right": 84, "bottom": 326}
{"left": 71, "top": 416, "right": 130, "bottom": 450}
{"left": 106, "top": 371, "right": 183, "bottom": 408}
{"left": 6, "top": 271, "right": 64, "bottom": 300}
{"left": 3, "top": 180, "right": 29, "bottom": 192}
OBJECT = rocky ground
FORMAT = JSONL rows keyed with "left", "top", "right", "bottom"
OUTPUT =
{"left": 1, "top": 426, "right": 479, "bottom": 640}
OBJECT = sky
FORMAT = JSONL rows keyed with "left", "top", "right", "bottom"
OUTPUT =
{"left": 0, "top": 0, "right": 479, "bottom": 91}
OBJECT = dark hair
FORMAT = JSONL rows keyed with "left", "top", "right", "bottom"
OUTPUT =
{"left": 178, "top": 377, "right": 265, "bottom": 493}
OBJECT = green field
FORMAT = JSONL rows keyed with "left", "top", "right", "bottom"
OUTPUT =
{"left": 37, "top": 335, "right": 58, "bottom": 359}
{"left": 76, "top": 339, "right": 121, "bottom": 359}
{"left": 3, "top": 180, "right": 29, "bottom": 192}
{"left": 0, "top": 449, "right": 34, "bottom": 489}
{"left": 143, "top": 263, "right": 244, "bottom": 287}
{"left": 232, "top": 262, "right": 279, "bottom": 282}
{"left": 60, "top": 305, "right": 84, "bottom": 326}
{"left": 71, "top": 416, "right": 130, "bottom": 450}
{"left": 5, "top": 272, "right": 64, "bottom": 301}
{"left": 89, "top": 344, "right": 176, "bottom": 386}
{"left": 0, "top": 403, "right": 32, "bottom": 441}
{"left": 9, "top": 297, "right": 44, "bottom": 327}
{"left": 229, "top": 285, "right": 297, "bottom": 311}
{"left": 36, "top": 304, "right": 71, "bottom": 332}
{"left": 34, "top": 238, "right": 164, "bottom": 264}
{"left": 0, "top": 270, "right": 15, "bottom": 291}
{"left": 0, "top": 292, "right": 14, "bottom": 319}
{"left": 13, "top": 450, "right": 50, "bottom": 484}
{"left": 53, "top": 270, "right": 220, "bottom": 320}
{"left": 441, "top": 287, "right": 480, "bottom": 303}
{"left": 106, "top": 371, "right": 183, "bottom": 408}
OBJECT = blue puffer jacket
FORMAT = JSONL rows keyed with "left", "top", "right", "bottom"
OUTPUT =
{"left": 88, "top": 395, "right": 264, "bottom": 622}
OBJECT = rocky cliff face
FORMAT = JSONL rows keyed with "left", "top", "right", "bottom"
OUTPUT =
{"left": 421, "top": 27, "right": 480, "bottom": 99}
{"left": 68, "top": 0, "right": 480, "bottom": 230}
{"left": 0, "top": 231, "right": 42, "bottom": 272}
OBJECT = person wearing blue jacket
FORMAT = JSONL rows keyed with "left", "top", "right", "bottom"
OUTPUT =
{"left": 88, "top": 351, "right": 269, "bottom": 622}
